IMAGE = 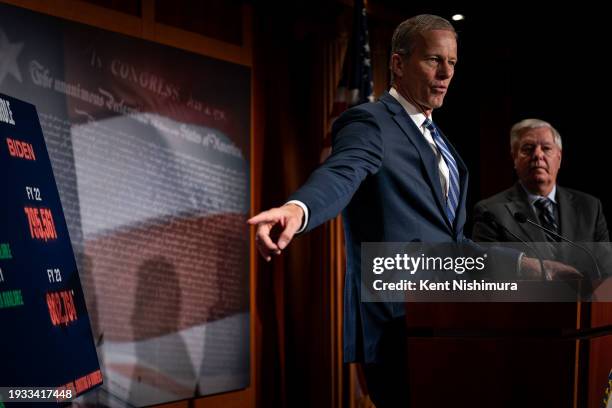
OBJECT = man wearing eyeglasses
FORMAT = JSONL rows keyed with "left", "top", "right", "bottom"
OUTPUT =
{"left": 472, "top": 118, "right": 609, "bottom": 245}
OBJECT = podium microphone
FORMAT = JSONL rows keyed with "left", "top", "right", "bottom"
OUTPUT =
{"left": 477, "top": 211, "right": 546, "bottom": 278}
{"left": 513, "top": 212, "right": 602, "bottom": 279}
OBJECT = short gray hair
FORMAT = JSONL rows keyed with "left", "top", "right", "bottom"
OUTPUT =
{"left": 510, "top": 118, "right": 563, "bottom": 154}
{"left": 390, "top": 15, "right": 457, "bottom": 83}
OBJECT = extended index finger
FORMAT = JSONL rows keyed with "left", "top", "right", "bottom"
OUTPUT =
{"left": 248, "top": 209, "right": 282, "bottom": 225}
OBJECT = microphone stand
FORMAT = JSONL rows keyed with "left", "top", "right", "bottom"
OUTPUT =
{"left": 514, "top": 213, "right": 602, "bottom": 280}
{"left": 477, "top": 211, "right": 547, "bottom": 280}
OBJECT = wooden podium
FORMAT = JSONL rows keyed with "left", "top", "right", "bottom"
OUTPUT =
{"left": 405, "top": 295, "right": 612, "bottom": 407}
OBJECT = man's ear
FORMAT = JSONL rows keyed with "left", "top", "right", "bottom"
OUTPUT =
{"left": 390, "top": 53, "right": 404, "bottom": 79}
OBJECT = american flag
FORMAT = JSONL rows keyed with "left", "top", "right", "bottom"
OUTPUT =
{"left": 343, "top": 0, "right": 374, "bottom": 106}
{"left": 322, "top": 0, "right": 374, "bottom": 162}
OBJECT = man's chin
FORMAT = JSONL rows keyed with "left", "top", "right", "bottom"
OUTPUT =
{"left": 530, "top": 169, "right": 548, "bottom": 177}
{"left": 526, "top": 177, "right": 550, "bottom": 188}
{"left": 429, "top": 98, "right": 445, "bottom": 109}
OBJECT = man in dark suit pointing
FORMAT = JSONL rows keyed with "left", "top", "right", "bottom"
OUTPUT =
{"left": 249, "top": 16, "right": 575, "bottom": 407}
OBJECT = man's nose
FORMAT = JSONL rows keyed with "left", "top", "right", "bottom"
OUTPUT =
{"left": 532, "top": 145, "right": 545, "bottom": 159}
{"left": 437, "top": 61, "right": 454, "bottom": 79}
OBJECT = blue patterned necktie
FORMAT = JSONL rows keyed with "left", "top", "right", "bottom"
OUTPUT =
{"left": 423, "top": 118, "right": 460, "bottom": 225}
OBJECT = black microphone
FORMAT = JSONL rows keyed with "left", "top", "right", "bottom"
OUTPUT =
{"left": 513, "top": 212, "right": 602, "bottom": 279}
{"left": 476, "top": 210, "right": 546, "bottom": 278}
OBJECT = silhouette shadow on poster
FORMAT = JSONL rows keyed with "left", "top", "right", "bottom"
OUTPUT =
{"left": 128, "top": 256, "right": 196, "bottom": 406}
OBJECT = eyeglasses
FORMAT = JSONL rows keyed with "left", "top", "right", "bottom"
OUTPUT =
{"left": 518, "top": 144, "right": 559, "bottom": 157}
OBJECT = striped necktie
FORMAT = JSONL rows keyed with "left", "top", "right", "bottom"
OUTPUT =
{"left": 423, "top": 118, "right": 460, "bottom": 225}
{"left": 534, "top": 197, "right": 559, "bottom": 241}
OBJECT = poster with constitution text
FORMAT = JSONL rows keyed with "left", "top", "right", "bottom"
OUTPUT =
{"left": 0, "top": 3, "right": 251, "bottom": 407}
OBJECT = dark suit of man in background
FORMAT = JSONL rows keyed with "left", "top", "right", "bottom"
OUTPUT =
{"left": 249, "top": 17, "right": 573, "bottom": 408}
{"left": 472, "top": 118, "right": 609, "bottom": 252}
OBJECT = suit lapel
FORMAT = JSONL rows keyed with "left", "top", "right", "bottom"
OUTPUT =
{"left": 380, "top": 92, "right": 451, "bottom": 231}
{"left": 503, "top": 183, "right": 548, "bottom": 242}
{"left": 556, "top": 186, "right": 575, "bottom": 238}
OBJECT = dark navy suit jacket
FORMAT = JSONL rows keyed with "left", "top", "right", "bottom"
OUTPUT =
{"left": 289, "top": 91, "right": 515, "bottom": 363}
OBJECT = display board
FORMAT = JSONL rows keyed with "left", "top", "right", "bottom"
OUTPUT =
{"left": 0, "top": 3, "right": 251, "bottom": 406}
{"left": 0, "top": 93, "right": 101, "bottom": 405}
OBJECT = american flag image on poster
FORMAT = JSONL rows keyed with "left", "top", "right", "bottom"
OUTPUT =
{"left": 0, "top": 3, "right": 250, "bottom": 407}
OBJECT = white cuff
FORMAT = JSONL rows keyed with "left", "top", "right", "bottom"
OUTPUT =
{"left": 285, "top": 200, "right": 309, "bottom": 234}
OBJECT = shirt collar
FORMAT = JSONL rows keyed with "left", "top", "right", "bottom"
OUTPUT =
{"left": 520, "top": 182, "right": 557, "bottom": 205}
{"left": 389, "top": 87, "right": 430, "bottom": 130}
